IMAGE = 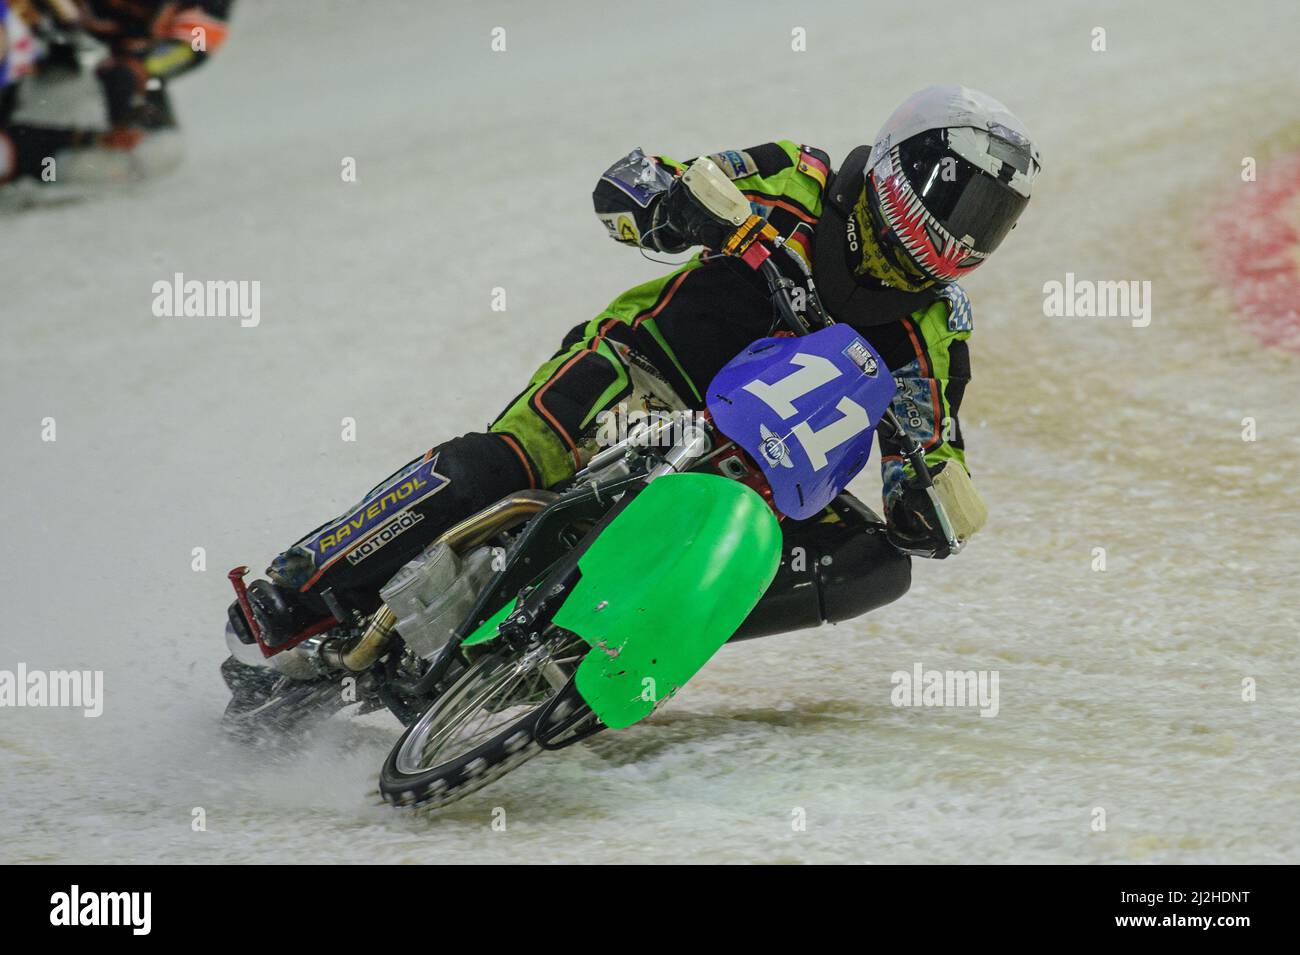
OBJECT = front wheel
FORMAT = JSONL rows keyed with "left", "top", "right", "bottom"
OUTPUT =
{"left": 378, "top": 631, "right": 596, "bottom": 810}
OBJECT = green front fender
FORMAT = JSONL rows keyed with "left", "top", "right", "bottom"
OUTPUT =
{"left": 558, "top": 472, "right": 781, "bottom": 729}
{"left": 460, "top": 473, "right": 783, "bottom": 729}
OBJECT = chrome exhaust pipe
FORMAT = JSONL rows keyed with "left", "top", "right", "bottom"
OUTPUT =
{"left": 319, "top": 490, "right": 558, "bottom": 672}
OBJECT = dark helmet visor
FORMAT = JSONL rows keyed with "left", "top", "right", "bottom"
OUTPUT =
{"left": 898, "top": 130, "right": 1030, "bottom": 255}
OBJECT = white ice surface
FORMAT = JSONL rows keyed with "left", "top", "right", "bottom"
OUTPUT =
{"left": 2, "top": 0, "right": 1298, "bottom": 864}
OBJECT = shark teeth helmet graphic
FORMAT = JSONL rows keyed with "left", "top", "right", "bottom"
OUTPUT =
{"left": 864, "top": 85, "right": 1041, "bottom": 284}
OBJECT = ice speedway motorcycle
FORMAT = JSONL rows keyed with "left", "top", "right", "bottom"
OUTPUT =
{"left": 220, "top": 204, "right": 985, "bottom": 811}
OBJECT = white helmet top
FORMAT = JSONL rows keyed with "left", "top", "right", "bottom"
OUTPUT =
{"left": 869, "top": 85, "right": 1040, "bottom": 197}
{"left": 862, "top": 85, "right": 1041, "bottom": 283}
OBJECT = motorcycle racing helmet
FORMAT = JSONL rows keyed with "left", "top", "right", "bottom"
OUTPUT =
{"left": 861, "top": 85, "right": 1041, "bottom": 286}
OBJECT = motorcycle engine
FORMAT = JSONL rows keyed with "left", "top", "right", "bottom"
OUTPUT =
{"left": 380, "top": 542, "right": 496, "bottom": 660}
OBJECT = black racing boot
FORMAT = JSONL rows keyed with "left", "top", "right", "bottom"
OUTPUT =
{"left": 36, "top": 41, "right": 83, "bottom": 79}
{"left": 228, "top": 579, "right": 327, "bottom": 649}
{"left": 130, "top": 82, "right": 179, "bottom": 131}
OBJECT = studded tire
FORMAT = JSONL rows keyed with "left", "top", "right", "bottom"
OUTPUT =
{"left": 378, "top": 633, "right": 593, "bottom": 811}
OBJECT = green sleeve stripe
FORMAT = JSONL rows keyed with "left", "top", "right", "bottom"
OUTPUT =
{"left": 912, "top": 300, "right": 972, "bottom": 472}
{"left": 591, "top": 261, "right": 706, "bottom": 403}
{"left": 580, "top": 338, "right": 631, "bottom": 429}
{"left": 658, "top": 142, "right": 825, "bottom": 219}
{"left": 729, "top": 141, "right": 824, "bottom": 219}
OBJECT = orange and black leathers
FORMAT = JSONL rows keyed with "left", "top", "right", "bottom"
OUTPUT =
{"left": 84, "top": 0, "right": 233, "bottom": 126}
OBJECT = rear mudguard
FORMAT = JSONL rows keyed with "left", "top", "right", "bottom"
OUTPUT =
{"left": 463, "top": 473, "right": 782, "bottom": 729}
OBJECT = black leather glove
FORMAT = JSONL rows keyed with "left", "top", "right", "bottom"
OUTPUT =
{"left": 885, "top": 462, "right": 953, "bottom": 559}
{"left": 651, "top": 175, "right": 740, "bottom": 251}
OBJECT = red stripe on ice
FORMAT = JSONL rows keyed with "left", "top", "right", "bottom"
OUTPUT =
{"left": 1205, "top": 152, "right": 1300, "bottom": 352}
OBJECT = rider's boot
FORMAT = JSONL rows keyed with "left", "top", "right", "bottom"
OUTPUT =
{"left": 229, "top": 433, "right": 535, "bottom": 647}
{"left": 228, "top": 578, "right": 322, "bottom": 649}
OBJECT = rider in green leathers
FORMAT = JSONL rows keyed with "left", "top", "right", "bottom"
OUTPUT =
{"left": 229, "top": 85, "right": 1040, "bottom": 647}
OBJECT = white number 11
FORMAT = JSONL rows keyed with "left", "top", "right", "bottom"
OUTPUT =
{"left": 742, "top": 352, "right": 871, "bottom": 472}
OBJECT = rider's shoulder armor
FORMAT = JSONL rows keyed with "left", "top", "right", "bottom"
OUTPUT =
{"left": 936, "top": 283, "right": 973, "bottom": 332}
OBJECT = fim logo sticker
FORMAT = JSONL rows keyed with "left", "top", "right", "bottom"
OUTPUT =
{"left": 758, "top": 424, "right": 795, "bottom": 469}
{"left": 842, "top": 339, "right": 879, "bottom": 377}
{"left": 50, "top": 885, "right": 151, "bottom": 935}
